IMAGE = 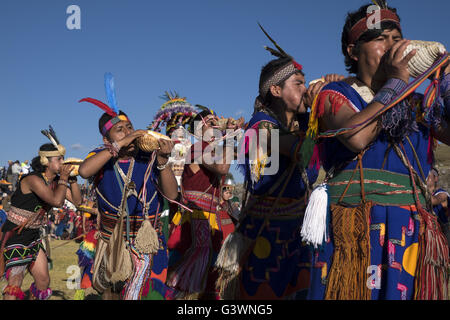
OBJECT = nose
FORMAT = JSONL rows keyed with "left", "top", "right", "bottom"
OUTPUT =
{"left": 384, "top": 36, "right": 396, "bottom": 52}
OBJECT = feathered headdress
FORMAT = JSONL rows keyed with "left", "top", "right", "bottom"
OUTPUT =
{"left": 348, "top": 0, "right": 400, "bottom": 44}
{"left": 39, "top": 125, "right": 66, "bottom": 166}
{"left": 148, "top": 90, "right": 197, "bottom": 135}
{"left": 79, "top": 72, "right": 130, "bottom": 136}
{"left": 254, "top": 23, "right": 303, "bottom": 113}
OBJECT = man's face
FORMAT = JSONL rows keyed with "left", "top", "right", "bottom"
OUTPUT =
{"left": 47, "top": 156, "right": 65, "bottom": 174}
{"left": 198, "top": 114, "right": 219, "bottom": 141}
{"left": 222, "top": 189, "right": 233, "bottom": 201}
{"left": 355, "top": 28, "right": 402, "bottom": 78}
{"left": 106, "top": 120, "right": 135, "bottom": 150}
{"left": 279, "top": 73, "right": 307, "bottom": 113}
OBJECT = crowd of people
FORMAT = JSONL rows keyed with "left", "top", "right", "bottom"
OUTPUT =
{"left": 1, "top": 1, "right": 449, "bottom": 301}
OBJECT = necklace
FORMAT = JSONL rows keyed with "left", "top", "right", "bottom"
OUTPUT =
{"left": 42, "top": 172, "right": 50, "bottom": 186}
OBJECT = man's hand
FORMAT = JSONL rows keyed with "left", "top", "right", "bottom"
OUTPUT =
{"left": 116, "top": 129, "right": 147, "bottom": 149}
{"left": 157, "top": 138, "right": 174, "bottom": 165}
{"left": 59, "top": 164, "right": 74, "bottom": 181}
{"left": 379, "top": 39, "right": 416, "bottom": 83}
{"left": 304, "top": 81, "right": 326, "bottom": 109}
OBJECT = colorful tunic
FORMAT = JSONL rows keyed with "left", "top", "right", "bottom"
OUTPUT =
{"left": 234, "top": 111, "right": 317, "bottom": 299}
{"left": 167, "top": 141, "right": 235, "bottom": 299}
{"left": 87, "top": 148, "right": 174, "bottom": 300}
{"left": 308, "top": 79, "right": 447, "bottom": 300}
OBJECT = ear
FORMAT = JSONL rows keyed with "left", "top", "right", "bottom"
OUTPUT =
{"left": 269, "top": 84, "right": 282, "bottom": 98}
{"left": 102, "top": 135, "right": 111, "bottom": 145}
{"left": 347, "top": 44, "right": 358, "bottom": 62}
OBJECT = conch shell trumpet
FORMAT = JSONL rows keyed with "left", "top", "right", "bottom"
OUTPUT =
{"left": 135, "top": 130, "right": 171, "bottom": 152}
{"left": 63, "top": 158, "right": 83, "bottom": 177}
{"left": 403, "top": 40, "right": 447, "bottom": 78}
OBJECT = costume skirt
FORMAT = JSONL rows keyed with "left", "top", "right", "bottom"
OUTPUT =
{"left": 1, "top": 220, "right": 45, "bottom": 278}
{"left": 237, "top": 195, "right": 311, "bottom": 299}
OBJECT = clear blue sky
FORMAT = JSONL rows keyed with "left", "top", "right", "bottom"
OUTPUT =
{"left": 0, "top": 0, "right": 449, "bottom": 182}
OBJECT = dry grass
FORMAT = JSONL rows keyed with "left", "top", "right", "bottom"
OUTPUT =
{"left": 0, "top": 238, "right": 100, "bottom": 300}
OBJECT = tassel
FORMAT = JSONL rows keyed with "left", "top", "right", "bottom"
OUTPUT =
{"left": 214, "top": 231, "right": 254, "bottom": 299}
{"left": 134, "top": 219, "right": 160, "bottom": 255}
{"left": 300, "top": 183, "right": 329, "bottom": 248}
{"left": 414, "top": 208, "right": 449, "bottom": 300}
{"left": 324, "top": 201, "right": 373, "bottom": 300}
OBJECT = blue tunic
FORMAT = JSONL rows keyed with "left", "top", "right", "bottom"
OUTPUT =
{"left": 238, "top": 111, "right": 317, "bottom": 299}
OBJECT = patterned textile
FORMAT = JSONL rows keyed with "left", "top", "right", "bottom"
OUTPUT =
{"left": 239, "top": 196, "right": 311, "bottom": 299}
{"left": 3, "top": 238, "right": 45, "bottom": 273}
{"left": 167, "top": 146, "right": 235, "bottom": 299}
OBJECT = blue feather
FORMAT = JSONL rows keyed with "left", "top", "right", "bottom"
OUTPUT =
{"left": 104, "top": 72, "right": 119, "bottom": 114}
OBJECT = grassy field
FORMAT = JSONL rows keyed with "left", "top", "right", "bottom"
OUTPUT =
{"left": 0, "top": 238, "right": 100, "bottom": 300}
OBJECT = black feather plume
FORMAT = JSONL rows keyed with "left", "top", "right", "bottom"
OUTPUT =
{"left": 258, "top": 22, "right": 289, "bottom": 58}
{"left": 48, "top": 125, "right": 60, "bottom": 145}
{"left": 40, "top": 126, "right": 59, "bottom": 147}
{"left": 195, "top": 104, "right": 210, "bottom": 112}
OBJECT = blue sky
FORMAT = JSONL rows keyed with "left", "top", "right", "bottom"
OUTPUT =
{"left": 0, "top": 0, "right": 449, "bottom": 182}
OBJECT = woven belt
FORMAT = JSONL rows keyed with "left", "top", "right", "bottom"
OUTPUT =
{"left": 244, "top": 195, "right": 306, "bottom": 218}
{"left": 327, "top": 168, "right": 427, "bottom": 206}
{"left": 7, "top": 206, "right": 44, "bottom": 229}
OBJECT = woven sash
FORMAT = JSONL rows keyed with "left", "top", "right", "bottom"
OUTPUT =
{"left": 245, "top": 194, "right": 306, "bottom": 218}
{"left": 7, "top": 206, "right": 45, "bottom": 229}
{"left": 327, "top": 168, "right": 427, "bottom": 207}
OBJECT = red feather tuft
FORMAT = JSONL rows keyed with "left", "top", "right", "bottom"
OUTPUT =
{"left": 79, "top": 97, "right": 117, "bottom": 117}
{"left": 293, "top": 60, "right": 303, "bottom": 71}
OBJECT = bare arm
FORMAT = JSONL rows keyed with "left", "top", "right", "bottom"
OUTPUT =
{"left": 431, "top": 192, "right": 448, "bottom": 206}
{"left": 79, "top": 130, "right": 147, "bottom": 179}
{"left": 156, "top": 139, "right": 178, "bottom": 200}
{"left": 22, "top": 165, "right": 74, "bottom": 208}
{"left": 65, "top": 178, "right": 82, "bottom": 206}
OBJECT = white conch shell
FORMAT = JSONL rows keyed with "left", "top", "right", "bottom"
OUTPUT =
{"left": 403, "top": 40, "right": 446, "bottom": 78}
{"left": 308, "top": 77, "right": 325, "bottom": 87}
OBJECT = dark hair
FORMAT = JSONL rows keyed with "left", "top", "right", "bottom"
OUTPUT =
{"left": 341, "top": 3, "right": 401, "bottom": 74}
{"left": 31, "top": 143, "right": 58, "bottom": 173}
{"left": 189, "top": 109, "right": 215, "bottom": 134}
{"left": 98, "top": 110, "right": 129, "bottom": 139}
{"left": 259, "top": 56, "right": 304, "bottom": 105}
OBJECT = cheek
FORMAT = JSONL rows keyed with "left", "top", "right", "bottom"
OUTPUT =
{"left": 364, "top": 44, "right": 386, "bottom": 63}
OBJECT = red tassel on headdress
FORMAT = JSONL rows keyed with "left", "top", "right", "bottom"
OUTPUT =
{"left": 293, "top": 61, "right": 303, "bottom": 71}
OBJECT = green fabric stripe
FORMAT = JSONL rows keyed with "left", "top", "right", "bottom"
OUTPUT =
{"left": 327, "top": 168, "right": 426, "bottom": 206}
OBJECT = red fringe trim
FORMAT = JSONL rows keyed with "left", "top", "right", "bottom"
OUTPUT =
{"left": 315, "top": 90, "right": 350, "bottom": 119}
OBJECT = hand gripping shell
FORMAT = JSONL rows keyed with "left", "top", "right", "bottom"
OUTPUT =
{"left": 63, "top": 158, "right": 83, "bottom": 177}
{"left": 135, "top": 130, "right": 171, "bottom": 152}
